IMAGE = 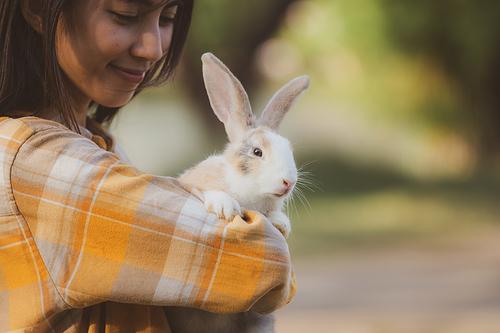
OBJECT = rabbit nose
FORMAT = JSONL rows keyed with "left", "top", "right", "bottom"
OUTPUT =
{"left": 283, "top": 179, "right": 295, "bottom": 189}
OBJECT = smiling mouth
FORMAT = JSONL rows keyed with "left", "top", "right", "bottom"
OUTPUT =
{"left": 109, "top": 64, "right": 147, "bottom": 84}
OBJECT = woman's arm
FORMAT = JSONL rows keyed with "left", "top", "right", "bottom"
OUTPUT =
{"left": 11, "top": 118, "right": 295, "bottom": 315}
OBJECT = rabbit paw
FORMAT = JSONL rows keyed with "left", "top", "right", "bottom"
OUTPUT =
{"left": 266, "top": 211, "right": 291, "bottom": 238}
{"left": 203, "top": 190, "right": 242, "bottom": 221}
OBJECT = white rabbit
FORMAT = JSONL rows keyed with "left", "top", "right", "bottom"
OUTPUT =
{"left": 165, "top": 53, "right": 310, "bottom": 333}
{"left": 180, "top": 52, "right": 309, "bottom": 238}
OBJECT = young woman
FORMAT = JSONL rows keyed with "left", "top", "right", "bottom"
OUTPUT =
{"left": 0, "top": 0, "right": 296, "bottom": 331}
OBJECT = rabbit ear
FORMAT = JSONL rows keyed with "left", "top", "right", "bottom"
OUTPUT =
{"left": 258, "top": 75, "right": 310, "bottom": 131}
{"left": 202, "top": 53, "right": 255, "bottom": 143}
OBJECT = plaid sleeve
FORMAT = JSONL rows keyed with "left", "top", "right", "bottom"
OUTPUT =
{"left": 7, "top": 118, "right": 295, "bottom": 324}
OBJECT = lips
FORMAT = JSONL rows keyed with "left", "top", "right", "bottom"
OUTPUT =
{"left": 109, "top": 64, "right": 147, "bottom": 84}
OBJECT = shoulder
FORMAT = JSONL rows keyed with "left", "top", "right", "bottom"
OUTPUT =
{"left": 0, "top": 116, "right": 82, "bottom": 146}
{"left": 0, "top": 117, "right": 84, "bottom": 217}
{"left": 0, "top": 117, "right": 36, "bottom": 143}
{"left": 17, "top": 116, "right": 73, "bottom": 133}
{"left": 1, "top": 116, "right": 120, "bottom": 173}
{"left": 0, "top": 116, "right": 133, "bottom": 169}
{"left": 0, "top": 117, "right": 61, "bottom": 168}
{"left": 11, "top": 117, "right": 100, "bottom": 155}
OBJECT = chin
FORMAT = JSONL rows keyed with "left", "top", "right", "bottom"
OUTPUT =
{"left": 96, "top": 92, "right": 135, "bottom": 108}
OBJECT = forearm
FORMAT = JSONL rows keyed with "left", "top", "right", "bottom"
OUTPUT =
{"left": 11, "top": 125, "right": 295, "bottom": 313}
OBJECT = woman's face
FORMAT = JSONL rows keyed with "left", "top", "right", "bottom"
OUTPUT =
{"left": 56, "top": 0, "right": 178, "bottom": 111}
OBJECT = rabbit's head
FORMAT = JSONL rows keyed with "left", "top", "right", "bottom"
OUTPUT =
{"left": 201, "top": 53, "right": 310, "bottom": 208}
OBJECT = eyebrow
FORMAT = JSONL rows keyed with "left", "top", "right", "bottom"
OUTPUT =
{"left": 113, "top": 0, "right": 180, "bottom": 6}
{"left": 114, "top": 0, "right": 154, "bottom": 5}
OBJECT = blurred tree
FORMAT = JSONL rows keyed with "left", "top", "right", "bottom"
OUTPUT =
{"left": 379, "top": 0, "right": 500, "bottom": 160}
{"left": 178, "top": 0, "right": 297, "bottom": 142}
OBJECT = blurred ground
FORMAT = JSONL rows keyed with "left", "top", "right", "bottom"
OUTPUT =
{"left": 275, "top": 228, "right": 500, "bottom": 333}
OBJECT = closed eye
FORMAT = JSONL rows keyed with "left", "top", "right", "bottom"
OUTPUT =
{"left": 111, "top": 12, "right": 175, "bottom": 27}
{"left": 160, "top": 3, "right": 179, "bottom": 27}
{"left": 159, "top": 15, "right": 175, "bottom": 27}
{"left": 112, "top": 12, "right": 139, "bottom": 25}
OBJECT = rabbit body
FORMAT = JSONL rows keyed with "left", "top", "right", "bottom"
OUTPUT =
{"left": 166, "top": 53, "right": 309, "bottom": 333}
{"left": 164, "top": 307, "right": 275, "bottom": 333}
{"left": 179, "top": 126, "right": 296, "bottom": 237}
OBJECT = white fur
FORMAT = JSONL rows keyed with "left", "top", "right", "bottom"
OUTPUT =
{"left": 223, "top": 131, "right": 297, "bottom": 236}
{"left": 203, "top": 190, "right": 242, "bottom": 220}
{"left": 172, "top": 52, "right": 310, "bottom": 333}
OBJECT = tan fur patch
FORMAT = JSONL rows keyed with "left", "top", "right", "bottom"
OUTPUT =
{"left": 256, "top": 129, "right": 272, "bottom": 153}
{"left": 179, "top": 157, "right": 227, "bottom": 192}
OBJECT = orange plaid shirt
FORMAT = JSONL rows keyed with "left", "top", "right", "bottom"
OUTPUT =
{"left": 0, "top": 117, "right": 296, "bottom": 332}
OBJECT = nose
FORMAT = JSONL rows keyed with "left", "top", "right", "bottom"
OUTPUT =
{"left": 131, "top": 25, "right": 165, "bottom": 62}
{"left": 283, "top": 179, "right": 295, "bottom": 189}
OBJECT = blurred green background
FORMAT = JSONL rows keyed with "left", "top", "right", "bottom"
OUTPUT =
{"left": 110, "top": 0, "right": 500, "bottom": 331}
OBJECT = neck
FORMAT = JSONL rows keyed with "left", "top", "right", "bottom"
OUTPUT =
{"left": 65, "top": 80, "right": 92, "bottom": 129}
{"left": 73, "top": 109, "right": 87, "bottom": 128}
{"left": 39, "top": 106, "right": 87, "bottom": 131}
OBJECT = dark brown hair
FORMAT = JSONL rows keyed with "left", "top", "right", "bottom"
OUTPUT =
{"left": 0, "top": 0, "right": 193, "bottom": 129}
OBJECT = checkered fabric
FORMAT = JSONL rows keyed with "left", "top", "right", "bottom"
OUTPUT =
{"left": 0, "top": 117, "right": 296, "bottom": 332}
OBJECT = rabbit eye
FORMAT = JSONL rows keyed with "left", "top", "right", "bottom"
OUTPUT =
{"left": 253, "top": 148, "right": 263, "bottom": 157}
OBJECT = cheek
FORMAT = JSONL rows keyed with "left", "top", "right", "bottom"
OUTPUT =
{"left": 56, "top": 26, "right": 88, "bottom": 84}
{"left": 57, "top": 17, "right": 116, "bottom": 78}
{"left": 238, "top": 158, "right": 262, "bottom": 176}
{"left": 91, "top": 22, "right": 130, "bottom": 63}
{"left": 160, "top": 25, "right": 174, "bottom": 54}
{"left": 236, "top": 157, "right": 250, "bottom": 174}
